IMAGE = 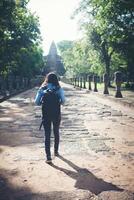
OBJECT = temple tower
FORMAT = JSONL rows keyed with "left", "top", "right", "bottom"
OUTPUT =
{"left": 43, "top": 41, "right": 65, "bottom": 76}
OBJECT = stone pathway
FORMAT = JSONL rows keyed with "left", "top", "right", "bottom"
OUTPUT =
{"left": 0, "top": 82, "right": 134, "bottom": 200}
{"left": 91, "top": 85, "right": 134, "bottom": 108}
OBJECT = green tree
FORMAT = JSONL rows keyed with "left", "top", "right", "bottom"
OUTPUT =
{"left": 89, "top": 28, "right": 114, "bottom": 80}
{"left": 0, "top": 0, "right": 44, "bottom": 78}
{"left": 105, "top": 0, "right": 134, "bottom": 81}
{"left": 74, "top": 0, "right": 134, "bottom": 81}
{"left": 58, "top": 39, "right": 92, "bottom": 77}
{"left": 57, "top": 40, "right": 74, "bottom": 52}
{"left": 57, "top": 40, "right": 75, "bottom": 76}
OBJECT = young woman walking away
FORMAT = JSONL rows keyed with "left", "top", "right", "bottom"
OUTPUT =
{"left": 35, "top": 72, "right": 65, "bottom": 164}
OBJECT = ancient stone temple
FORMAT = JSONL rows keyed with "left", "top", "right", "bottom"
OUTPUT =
{"left": 43, "top": 41, "right": 65, "bottom": 76}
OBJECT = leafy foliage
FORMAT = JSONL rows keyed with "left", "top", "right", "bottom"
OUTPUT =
{"left": 76, "top": 0, "right": 134, "bottom": 80}
{"left": 0, "top": 0, "right": 44, "bottom": 78}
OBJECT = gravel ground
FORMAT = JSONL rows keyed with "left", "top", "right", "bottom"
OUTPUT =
{"left": 0, "top": 82, "right": 134, "bottom": 200}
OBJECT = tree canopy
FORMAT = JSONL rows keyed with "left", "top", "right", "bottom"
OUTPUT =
{"left": 0, "top": 0, "right": 44, "bottom": 78}
{"left": 58, "top": 0, "right": 134, "bottom": 82}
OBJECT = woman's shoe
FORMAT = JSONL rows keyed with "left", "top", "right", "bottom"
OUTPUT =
{"left": 46, "top": 159, "right": 52, "bottom": 164}
{"left": 54, "top": 152, "right": 60, "bottom": 157}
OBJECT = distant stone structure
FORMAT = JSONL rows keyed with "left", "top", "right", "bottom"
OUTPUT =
{"left": 43, "top": 41, "right": 65, "bottom": 76}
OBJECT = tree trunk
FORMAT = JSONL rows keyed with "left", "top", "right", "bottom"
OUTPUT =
{"left": 105, "top": 58, "right": 111, "bottom": 87}
{"left": 101, "top": 41, "right": 113, "bottom": 87}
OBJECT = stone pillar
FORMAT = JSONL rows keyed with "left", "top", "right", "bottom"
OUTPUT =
{"left": 70, "top": 78, "right": 74, "bottom": 85}
{"left": 21, "top": 77, "right": 25, "bottom": 89}
{"left": 23, "top": 78, "right": 26, "bottom": 88}
{"left": 16, "top": 76, "right": 20, "bottom": 90}
{"left": 75, "top": 78, "right": 77, "bottom": 87}
{"left": 0, "top": 76, "right": 7, "bottom": 96}
{"left": 80, "top": 77, "right": 82, "bottom": 88}
{"left": 74, "top": 78, "right": 77, "bottom": 87}
{"left": 73, "top": 78, "right": 75, "bottom": 87}
{"left": 13, "top": 75, "right": 16, "bottom": 91}
{"left": 93, "top": 75, "right": 98, "bottom": 92}
{"left": 73, "top": 78, "right": 75, "bottom": 86}
{"left": 77, "top": 77, "right": 79, "bottom": 87}
{"left": 0, "top": 76, "right": 2, "bottom": 92}
{"left": 76, "top": 77, "right": 79, "bottom": 87}
{"left": 83, "top": 77, "right": 86, "bottom": 89}
{"left": 71, "top": 78, "right": 74, "bottom": 85}
{"left": 88, "top": 75, "right": 92, "bottom": 90}
{"left": 70, "top": 78, "right": 72, "bottom": 85}
{"left": 25, "top": 78, "right": 29, "bottom": 88}
{"left": 28, "top": 78, "right": 31, "bottom": 88}
{"left": 114, "top": 71, "right": 123, "bottom": 98}
{"left": 103, "top": 73, "right": 109, "bottom": 94}
{"left": 8, "top": 74, "right": 13, "bottom": 94}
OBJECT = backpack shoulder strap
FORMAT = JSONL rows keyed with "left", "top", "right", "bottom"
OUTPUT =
{"left": 41, "top": 86, "right": 47, "bottom": 90}
{"left": 53, "top": 86, "right": 60, "bottom": 92}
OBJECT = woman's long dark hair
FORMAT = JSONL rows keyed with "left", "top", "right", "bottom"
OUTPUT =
{"left": 41, "top": 72, "right": 60, "bottom": 88}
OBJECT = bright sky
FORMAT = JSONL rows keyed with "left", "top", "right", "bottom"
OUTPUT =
{"left": 28, "top": 0, "right": 81, "bottom": 55}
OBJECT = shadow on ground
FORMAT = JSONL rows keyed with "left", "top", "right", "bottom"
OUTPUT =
{"left": 0, "top": 164, "right": 133, "bottom": 200}
{"left": 0, "top": 168, "right": 32, "bottom": 200}
{"left": 50, "top": 156, "right": 123, "bottom": 195}
{"left": 0, "top": 168, "right": 94, "bottom": 200}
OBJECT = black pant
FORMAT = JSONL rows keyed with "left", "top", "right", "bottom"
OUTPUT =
{"left": 43, "top": 117, "right": 61, "bottom": 160}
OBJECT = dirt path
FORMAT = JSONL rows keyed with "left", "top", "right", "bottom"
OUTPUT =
{"left": 0, "top": 82, "right": 134, "bottom": 200}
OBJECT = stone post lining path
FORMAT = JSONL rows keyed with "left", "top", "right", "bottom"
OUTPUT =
{"left": 0, "top": 82, "right": 134, "bottom": 200}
